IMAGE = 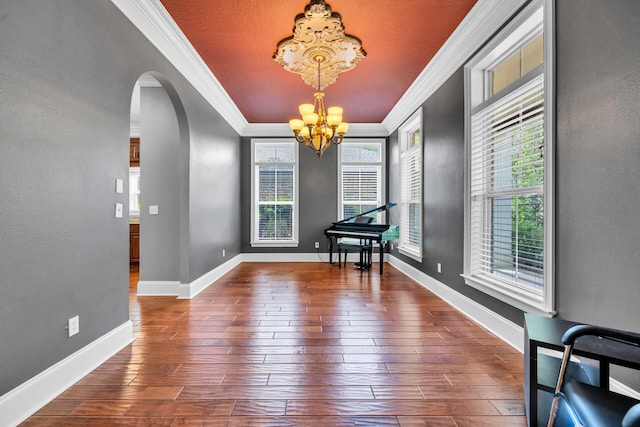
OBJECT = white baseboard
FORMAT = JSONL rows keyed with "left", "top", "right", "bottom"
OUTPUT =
{"left": 178, "top": 255, "right": 242, "bottom": 299}
{"left": 240, "top": 252, "right": 330, "bottom": 263}
{"left": 137, "top": 255, "right": 243, "bottom": 299}
{"left": 388, "top": 255, "right": 525, "bottom": 352}
{"left": 0, "top": 321, "right": 134, "bottom": 427}
{"left": 137, "top": 280, "right": 180, "bottom": 296}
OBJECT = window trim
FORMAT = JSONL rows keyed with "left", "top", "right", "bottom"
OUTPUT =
{"left": 463, "top": 0, "right": 555, "bottom": 316}
{"left": 398, "top": 108, "right": 423, "bottom": 262}
{"left": 337, "top": 138, "right": 386, "bottom": 223}
{"left": 250, "top": 138, "right": 299, "bottom": 248}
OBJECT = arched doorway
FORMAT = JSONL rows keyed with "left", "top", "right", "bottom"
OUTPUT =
{"left": 129, "top": 72, "right": 190, "bottom": 296}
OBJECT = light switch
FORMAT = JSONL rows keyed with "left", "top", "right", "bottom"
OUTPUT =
{"left": 149, "top": 205, "right": 159, "bottom": 215}
{"left": 115, "top": 203, "right": 123, "bottom": 218}
{"left": 115, "top": 178, "right": 124, "bottom": 194}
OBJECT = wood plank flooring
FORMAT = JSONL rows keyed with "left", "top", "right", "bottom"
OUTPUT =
{"left": 23, "top": 262, "right": 526, "bottom": 426}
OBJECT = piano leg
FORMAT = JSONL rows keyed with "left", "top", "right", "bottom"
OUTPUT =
{"left": 328, "top": 237, "right": 335, "bottom": 265}
{"left": 379, "top": 242, "right": 385, "bottom": 274}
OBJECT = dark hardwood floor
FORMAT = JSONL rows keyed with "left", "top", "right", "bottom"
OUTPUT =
{"left": 23, "top": 262, "right": 526, "bottom": 426}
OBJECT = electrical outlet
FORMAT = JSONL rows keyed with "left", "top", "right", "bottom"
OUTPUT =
{"left": 149, "top": 205, "right": 159, "bottom": 215}
{"left": 314, "top": 241, "right": 320, "bottom": 249}
{"left": 222, "top": 249, "right": 226, "bottom": 257}
{"left": 437, "top": 263, "right": 442, "bottom": 274}
{"left": 115, "top": 203, "right": 123, "bottom": 218}
{"left": 68, "top": 316, "right": 79, "bottom": 337}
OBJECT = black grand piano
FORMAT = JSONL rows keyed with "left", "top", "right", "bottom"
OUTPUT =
{"left": 324, "top": 203, "right": 399, "bottom": 274}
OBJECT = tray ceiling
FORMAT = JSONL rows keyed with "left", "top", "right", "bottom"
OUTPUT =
{"left": 159, "top": 0, "right": 478, "bottom": 124}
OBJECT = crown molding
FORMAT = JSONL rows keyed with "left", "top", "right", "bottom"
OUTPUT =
{"left": 242, "top": 123, "right": 388, "bottom": 138}
{"left": 382, "top": 0, "right": 527, "bottom": 134}
{"left": 111, "top": 0, "right": 247, "bottom": 134}
{"left": 113, "top": 0, "right": 526, "bottom": 138}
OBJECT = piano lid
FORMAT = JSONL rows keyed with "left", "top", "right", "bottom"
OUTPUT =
{"left": 335, "top": 203, "right": 397, "bottom": 224}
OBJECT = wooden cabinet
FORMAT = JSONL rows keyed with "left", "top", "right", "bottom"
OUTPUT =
{"left": 130, "top": 137, "right": 140, "bottom": 167}
{"left": 130, "top": 223, "right": 139, "bottom": 263}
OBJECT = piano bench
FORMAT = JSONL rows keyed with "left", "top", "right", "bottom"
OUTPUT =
{"left": 338, "top": 240, "right": 372, "bottom": 269}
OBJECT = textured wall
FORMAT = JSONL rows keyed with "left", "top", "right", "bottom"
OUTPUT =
{"left": 139, "top": 86, "right": 181, "bottom": 282}
{"left": 187, "top": 95, "right": 241, "bottom": 281}
{"left": 555, "top": 0, "right": 640, "bottom": 329}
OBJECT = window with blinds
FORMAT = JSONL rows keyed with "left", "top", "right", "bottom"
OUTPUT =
{"left": 129, "top": 167, "right": 141, "bottom": 216}
{"left": 339, "top": 140, "right": 384, "bottom": 222}
{"left": 399, "top": 110, "right": 422, "bottom": 260}
{"left": 251, "top": 140, "right": 298, "bottom": 247}
{"left": 463, "top": 0, "right": 553, "bottom": 315}
{"left": 469, "top": 75, "right": 545, "bottom": 294}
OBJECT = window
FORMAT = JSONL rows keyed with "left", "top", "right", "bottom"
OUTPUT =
{"left": 463, "top": 0, "right": 554, "bottom": 315}
{"left": 398, "top": 109, "right": 422, "bottom": 261}
{"left": 338, "top": 139, "right": 385, "bottom": 222}
{"left": 129, "top": 167, "right": 140, "bottom": 216}
{"left": 251, "top": 139, "right": 299, "bottom": 247}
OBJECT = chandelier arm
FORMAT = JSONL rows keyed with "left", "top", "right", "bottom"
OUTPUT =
{"left": 331, "top": 133, "right": 344, "bottom": 145}
{"left": 293, "top": 132, "right": 306, "bottom": 144}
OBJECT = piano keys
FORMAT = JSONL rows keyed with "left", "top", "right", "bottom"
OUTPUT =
{"left": 324, "top": 203, "right": 399, "bottom": 273}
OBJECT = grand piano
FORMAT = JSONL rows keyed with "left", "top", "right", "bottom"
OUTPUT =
{"left": 324, "top": 203, "right": 399, "bottom": 274}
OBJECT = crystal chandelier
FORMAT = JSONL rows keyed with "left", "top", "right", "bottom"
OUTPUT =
{"left": 274, "top": 0, "right": 365, "bottom": 157}
{"left": 288, "top": 56, "right": 349, "bottom": 156}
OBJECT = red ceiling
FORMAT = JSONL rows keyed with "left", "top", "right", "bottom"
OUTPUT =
{"left": 160, "top": 0, "right": 477, "bottom": 124}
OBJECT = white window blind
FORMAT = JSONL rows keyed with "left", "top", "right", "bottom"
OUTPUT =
{"left": 399, "top": 123, "right": 422, "bottom": 258}
{"left": 339, "top": 141, "right": 384, "bottom": 221}
{"left": 469, "top": 74, "right": 545, "bottom": 295}
{"left": 251, "top": 140, "right": 298, "bottom": 246}
{"left": 342, "top": 165, "right": 381, "bottom": 218}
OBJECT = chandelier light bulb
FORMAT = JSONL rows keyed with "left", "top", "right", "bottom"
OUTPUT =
{"left": 336, "top": 122, "right": 349, "bottom": 134}
{"left": 299, "top": 103, "right": 315, "bottom": 115}
{"left": 326, "top": 114, "right": 341, "bottom": 127}
{"left": 289, "top": 119, "right": 304, "bottom": 132}
{"left": 327, "top": 106, "right": 343, "bottom": 116}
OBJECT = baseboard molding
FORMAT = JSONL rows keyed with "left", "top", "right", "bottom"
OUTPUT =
{"left": 178, "top": 255, "right": 242, "bottom": 299}
{"left": 136, "top": 255, "right": 243, "bottom": 299}
{"left": 388, "top": 255, "right": 525, "bottom": 352}
{"left": 0, "top": 321, "right": 134, "bottom": 427}
{"left": 240, "top": 252, "right": 330, "bottom": 263}
{"left": 137, "top": 280, "right": 180, "bottom": 296}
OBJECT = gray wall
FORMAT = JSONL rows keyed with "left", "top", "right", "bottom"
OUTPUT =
{"left": 0, "top": 0, "right": 241, "bottom": 396}
{"left": 140, "top": 86, "right": 181, "bottom": 282}
{"left": 555, "top": 0, "right": 640, "bottom": 330}
{"left": 188, "top": 96, "right": 241, "bottom": 281}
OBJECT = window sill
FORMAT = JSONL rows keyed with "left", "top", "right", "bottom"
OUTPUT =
{"left": 250, "top": 241, "right": 299, "bottom": 248}
{"left": 398, "top": 247, "right": 422, "bottom": 263}
{"left": 461, "top": 273, "right": 555, "bottom": 317}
